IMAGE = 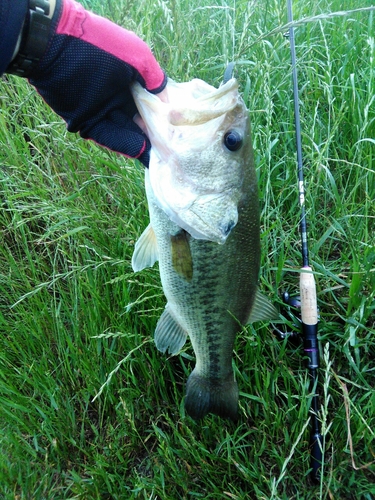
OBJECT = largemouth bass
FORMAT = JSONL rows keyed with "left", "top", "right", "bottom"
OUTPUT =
{"left": 131, "top": 74, "right": 277, "bottom": 421}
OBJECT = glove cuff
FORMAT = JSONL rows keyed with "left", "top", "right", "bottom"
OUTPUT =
{"left": 6, "top": 0, "right": 61, "bottom": 77}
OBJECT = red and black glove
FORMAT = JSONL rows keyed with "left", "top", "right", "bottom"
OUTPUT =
{"left": 7, "top": 0, "right": 167, "bottom": 166}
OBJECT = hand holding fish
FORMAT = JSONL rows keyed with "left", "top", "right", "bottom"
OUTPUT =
{"left": 4, "top": 0, "right": 167, "bottom": 166}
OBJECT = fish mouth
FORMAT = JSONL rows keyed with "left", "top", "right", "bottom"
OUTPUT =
{"left": 131, "top": 78, "right": 239, "bottom": 137}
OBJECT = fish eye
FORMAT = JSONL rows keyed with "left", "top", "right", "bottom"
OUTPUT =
{"left": 224, "top": 131, "right": 243, "bottom": 152}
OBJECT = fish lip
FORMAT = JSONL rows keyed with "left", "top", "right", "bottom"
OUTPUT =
{"left": 131, "top": 78, "right": 239, "bottom": 132}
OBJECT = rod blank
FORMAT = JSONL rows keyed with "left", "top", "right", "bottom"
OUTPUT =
{"left": 286, "top": 0, "right": 323, "bottom": 483}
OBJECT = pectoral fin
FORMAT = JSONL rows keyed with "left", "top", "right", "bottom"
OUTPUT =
{"left": 171, "top": 230, "right": 193, "bottom": 281}
{"left": 155, "top": 305, "right": 188, "bottom": 355}
{"left": 131, "top": 223, "right": 159, "bottom": 272}
{"left": 247, "top": 289, "right": 279, "bottom": 323}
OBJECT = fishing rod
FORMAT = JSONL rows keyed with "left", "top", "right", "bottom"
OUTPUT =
{"left": 283, "top": 0, "right": 323, "bottom": 483}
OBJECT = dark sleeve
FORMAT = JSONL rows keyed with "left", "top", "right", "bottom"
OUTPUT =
{"left": 0, "top": 0, "right": 28, "bottom": 76}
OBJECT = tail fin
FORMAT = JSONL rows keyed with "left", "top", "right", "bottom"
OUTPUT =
{"left": 185, "top": 369, "right": 238, "bottom": 422}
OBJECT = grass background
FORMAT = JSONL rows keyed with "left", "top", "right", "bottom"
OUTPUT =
{"left": 0, "top": 0, "right": 374, "bottom": 498}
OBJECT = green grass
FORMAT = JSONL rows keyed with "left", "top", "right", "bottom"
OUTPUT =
{"left": 0, "top": 0, "right": 374, "bottom": 498}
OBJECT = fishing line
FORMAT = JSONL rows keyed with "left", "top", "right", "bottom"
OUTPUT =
{"left": 284, "top": 0, "right": 323, "bottom": 483}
